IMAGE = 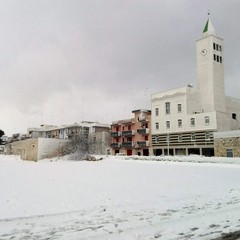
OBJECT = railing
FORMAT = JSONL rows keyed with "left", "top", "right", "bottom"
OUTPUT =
{"left": 137, "top": 141, "right": 149, "bottom": 147}
{"left": 111, "top": 132, "right": 121, "bottom": 137}
{"left": 122, "top": 130, "right": 135, "bottom": 137}
{"left": 111, "top": 143, "right": 121, "bottom": 148}
{"left": 122, "top": 141, "right": 135, "bottom": 148}
{"left": 137, "top": 128, "right": 149, "bottom": 135}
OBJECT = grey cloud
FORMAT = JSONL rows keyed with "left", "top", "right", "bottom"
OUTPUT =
{"left": 0, "top": 0, "right": 239, "bottom": 135}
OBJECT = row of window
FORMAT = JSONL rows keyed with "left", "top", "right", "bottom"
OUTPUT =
{"left": 155, "top": 116, "right": 210, "bottom": 130}
{"left": 155, "top": 103, "right": 182, "bottom": 116}
{"left": 113, "top": 123, "right": 149, "bottom": 132}
{"left": 115, "top": 136, "right": 148, "bottom": 142}
{"left": 213, "top": 54, "right": 222, "bottom": 63}
{"left": 213, "top": 43, "right": 222, "bottom": 52}
{"left": 156, "top": 132, "right": 211, "bottom": 143}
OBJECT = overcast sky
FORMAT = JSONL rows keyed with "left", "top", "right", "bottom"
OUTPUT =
{"left": 0, "top": 0, "right": 240, "bottom": 135}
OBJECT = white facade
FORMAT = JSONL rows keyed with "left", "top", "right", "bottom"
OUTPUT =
{"left": 151, "top": 18, "right": 240, "bottom": 156}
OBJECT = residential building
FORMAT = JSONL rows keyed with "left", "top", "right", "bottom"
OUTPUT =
{"left": 28, "top": 121, "right": 110, "bottom": 155}
{"left": 151, "top": 18, "right": 240, "bottom": 156}
{"left": 111, "top": 109, "right": 151, "bottom": 156}
{"left": 5, "top": 121, "right": 110, "bottom": 161}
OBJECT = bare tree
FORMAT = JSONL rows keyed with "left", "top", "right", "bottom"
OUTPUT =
{"left": 58, "top": 131, "right": 92, "bottom": 160}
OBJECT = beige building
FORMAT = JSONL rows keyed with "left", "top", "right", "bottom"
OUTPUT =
{"left": 5, "top": 138, "right": 67, "bottom": 161}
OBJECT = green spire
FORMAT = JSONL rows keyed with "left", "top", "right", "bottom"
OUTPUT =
{"left": 203, "top": 19, "right": 209, "bottom": 33}
{"left": 202, "top": 18, "right": 216, "bottom": 36}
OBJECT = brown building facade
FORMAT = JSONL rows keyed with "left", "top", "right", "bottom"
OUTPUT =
{"left": 111, "top": 109, "right": 151, "bottom": 156}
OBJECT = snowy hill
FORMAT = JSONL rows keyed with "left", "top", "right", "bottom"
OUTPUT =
{"left": 1, "top": 155, "right": 240, "bottom": 239}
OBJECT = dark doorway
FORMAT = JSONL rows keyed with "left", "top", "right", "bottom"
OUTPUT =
{"left": 202, "top": 148, "right": 214, "bottom": 157}
{"left": 188, "top": 148, "right": 200, "bottom": 155}
{"left": 154, "top": 149, "right": 162, "bottom": 156}
{"left": 143, "top": 149, "right": 149, "bottom": 156}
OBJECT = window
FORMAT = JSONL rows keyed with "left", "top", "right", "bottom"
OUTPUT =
{"left": 205, "top": 132, "right": 210, "bottom": 141}
{"left": 190, "top": 118, "right": 195, "bottom": 127}
{"left": 178, "top": 134, "right": 182, "bottom": 142}
{"left": 226, "top": 149, "right": 233, "bottom": 158}
{"left": 165, "top": 102, "right": 170, "bottom": 114}
{"left": 166, "top": 121, "right": 170, "bottom": 129}
{"left": 128, "top": 125, "right": 131, "bottom": 130}
{"left": 155, "top": 122, "right": 159, "bottom": 130}
{"left": 191, "top": 133, "right": 196, "bottom": 141}
{"left": 155, "top": 108, "right": 159, "bottom": 116}
{"left": 214, "top": 54, "right": 222, "bottom": 63}
{"left": 205, "top": 116, "right": 210, "bottom": 125}
{"left": 177, "top": 104, "right": 182, "bottom": 113}
{"left": 232, "top": 113, "right": 237, "bottom": 120}
{"left": 178, "top": 119, "right": 182, "bottom": 128}
{"left": 213, "top": 43, "right": 222, "bottom": 52}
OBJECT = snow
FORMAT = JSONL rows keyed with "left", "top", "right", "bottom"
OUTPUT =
{"left": 1, "top": 155, "right": 240, "bottom": 239}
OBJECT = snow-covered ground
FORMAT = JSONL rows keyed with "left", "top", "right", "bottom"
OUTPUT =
{"left": 1, "top": 155, "right": 240, "bottom": 239}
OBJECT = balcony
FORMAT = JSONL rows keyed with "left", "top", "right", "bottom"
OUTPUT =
{"left": 122, "top": 141, "right": 135, "bottom": 148}
{"left": 122, "top": 130, "right": 135, "bottom": 137}
{"left": 137, "top": 128, "right": 149, "bottom": 135}
{"left": 111, "top": 142, "right": 121, "bottom": 148}
{"left": 111, "top": 131, "right": 121, "bottom": 138}
{"left": 137, "top": 141, "right": 149, "bottom": 148}
{"left": 138, "top": 115, "right": 148, "bottom": 122}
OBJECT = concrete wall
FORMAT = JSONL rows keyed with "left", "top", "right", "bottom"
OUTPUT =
{"left": 89, "top": 131, "right": 110, "bottom": 155}
{"left": 5, "top": 138, "right": 39, "bottom": 161}
{"left": 38, "top": 138, "right": 68, "bottom": 159}
{"left": 5, "top": 138, "right": 68, "bottom": 161}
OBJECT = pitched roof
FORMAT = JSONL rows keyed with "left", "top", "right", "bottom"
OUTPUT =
{"left": 202, "top": 19, "right": 216, "bottom": 36}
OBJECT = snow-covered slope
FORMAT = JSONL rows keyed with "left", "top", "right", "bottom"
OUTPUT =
{"left": 0, "top": 155, "right": 240, "bottom": 239}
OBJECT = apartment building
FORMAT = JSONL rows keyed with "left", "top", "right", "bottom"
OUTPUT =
{"left": 111, "top": 109, "right": 151, "bottom": 156}
{"left": 28, "top": 121, "right": 110, "bottom": 155}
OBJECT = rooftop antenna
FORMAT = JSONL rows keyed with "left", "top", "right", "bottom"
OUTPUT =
{"left": 82, "top": 97, "right": 85, "bottom": 122}
{"left": 144, "top": 88, "right": 148, "bottom": 109}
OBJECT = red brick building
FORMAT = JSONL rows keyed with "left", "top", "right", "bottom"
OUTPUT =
{"left": 111, "top": 109, "right": 151, "bottom": 156}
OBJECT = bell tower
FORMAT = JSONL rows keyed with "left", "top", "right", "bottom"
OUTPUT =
{"left": 196, "top": 18, "right": 225, "bottom": 113}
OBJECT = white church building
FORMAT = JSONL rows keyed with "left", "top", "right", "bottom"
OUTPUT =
{"left": 151, "top": 18, "right": 240, "bottom": 156}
